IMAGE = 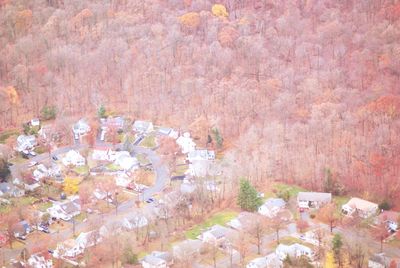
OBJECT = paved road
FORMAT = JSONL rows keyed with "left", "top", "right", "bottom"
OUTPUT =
{"left": 4, "top": 141, "right": 169, "bottom": 261}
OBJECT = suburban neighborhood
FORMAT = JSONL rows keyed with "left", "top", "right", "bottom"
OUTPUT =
{"left": 0, "top": 110, "right": 399, "bottom": 268}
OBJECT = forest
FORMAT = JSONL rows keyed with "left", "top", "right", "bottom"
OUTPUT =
{"left": 0, "top": 0, "right": 399, "bottom": 207}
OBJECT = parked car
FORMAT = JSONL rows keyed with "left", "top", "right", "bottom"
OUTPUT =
{"left": 52, "top": 155, "right": 58, "bottom": 161}
{"left": 145, "top": 198, "right": 155, "bottom": 204}
{"left": 29, "top": 151, "right": 37, "bottom": 156}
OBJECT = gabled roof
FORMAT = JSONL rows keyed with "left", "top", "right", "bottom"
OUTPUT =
{"left": 142, "top": 255, "right": 165, "bottom": 265}
{"left": 344, "top": 197, "right": 378, "bottom": 211}
{"left": 297, "top": 192, "right": 332, "bottom": 202}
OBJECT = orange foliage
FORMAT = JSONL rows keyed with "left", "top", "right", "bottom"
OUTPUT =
{"left": 218, "top": 26, "right": 239, "bottom": 47}
{"left": 179, "top": 12, "right": 200, "bottom": 29}
{"left": 1, "top": 86, "right": 19, "bottom": 105}
{"left": 16, "top": 9, "right": 33, "bottom": 33}
{"left": 365, "top": 95, "right": 400, "bottom": 118}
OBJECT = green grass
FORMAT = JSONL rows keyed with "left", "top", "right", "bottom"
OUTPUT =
{"left": 0, "top": 204, "right": 11, "bottom": 214}
{"left": 106, "top": 163, "right": 122, "bottom": 171}
{"left": 172, "top": 164, "right": 188, "bottom": 176}
{"left": 141, "top": 135, "right": 156, "bottom": 148}
{"left": 0, "top": 129, "right": 19, "bottom": 144}
{"left": 12, "top": 196, "right": 38, "bottom": 206}
{"left": 136, "top": 153, "right": 150, "bottom": 165}
{"left": 37, "top": 201, "right": 53, "bottom": 212}
{"left": 185, "top": 210, "right": 238, "bottom": 239}
{"left": 73, "top": 165, "right": 89, "bottom": 175}
{"left": 273, "top": 183, "right": 306, "bottom": 197}
{"left": 74, "top": 212, "right": 87, "bottom": 223}
{"left": 35, "top": 145, "right": 47, "bottom": 154}
{"left": 137, "top": 251, "right": 148, "bottom": 259}
{"left": 333, "top": 196, "right": 350, "bottom": 207}
{"left": 279, "top": 236, "right": 304, "bottom": 245}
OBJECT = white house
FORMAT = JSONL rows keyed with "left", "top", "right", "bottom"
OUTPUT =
{"left": 62, "top": 150, "right": 85, "bottom": 166}
{"left": 275, "top": 243, "right": 314, "bottom": 261}
{"left": 341, "top": 197, "right": 378, "bottom": 218}
{"left": 176, "top": 132, "right": 196, "bottom": 154}
{"left": 33, "top": 164, "right": 49, "bottom": 180}
{"left": 16, "top": 135, "right": 36, "bottom": 152}
{"left": 47, "top": 197, "right": 81, "bottom": 221}
{"left": 297, "top": 192, "right": 332, "bottom": 209}
{"left": 115, "top": 173, "right": 132, "bottom": 188}
{"left": 200, "top": 224, "right": 232, "bottom": 246}
{"left": 142, "top": 251, "right": 173, "bottom": 268}
{"left": 54, "top": 239, "right": 82, "bottom": 258}
{"left": 72, "top": 119, "right": 90, "bottom": 139}
{"left": 258, "top": 198, "right": 286, "bottom": 218}
{"left": 375, "top": 211, "right": 399, "bottom": 232}
{"left": 30, "top": 118, "right": 40, "bottom": 127}
{"left": 114, "top": 151, "right": 139, "bottom": 171}
{"left": 172, "top": 239, "right": 203, "bottom": 260}
{"left": 133, "top": 120, "right": 154, "bottom": 133}
{"left": 28, "top": 253, "right": 52, "bottom": 268}
{"left": 247, "top": 253, "right": 283, "bottom": 268}
{"left": 187, "top": 149, "right": 215, "bottom": 162}
{"left": 92, "top": 147, "right": 117, "bottom": 161}
{"left": 122, "top": 214, "right": 148, "bottom": 230}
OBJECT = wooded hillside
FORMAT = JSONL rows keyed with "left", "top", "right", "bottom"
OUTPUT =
{"left": 1, "top": 0, "right": 399, "bottom": 206}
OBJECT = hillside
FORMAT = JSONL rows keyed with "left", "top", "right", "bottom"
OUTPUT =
{"left": 1, "top": 0, "right": 400, "bottom": 205}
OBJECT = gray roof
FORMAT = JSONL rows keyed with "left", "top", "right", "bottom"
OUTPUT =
{"left": 297, "top": 192, "right": 332, "bottom": 202}
{"left": 208, "top": 225, "right": 230, "bottom": 239}
{"left": 143, "top": 255, "right": 165, "bottom": 265}
{"left": 263, "top": 198, "right": 286, "bottom": 209}
{"left": 150, "top": 251, "right": 173, "bottom": 263}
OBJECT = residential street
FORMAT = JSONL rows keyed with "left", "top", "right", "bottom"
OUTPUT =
{"left": 4, "top": 142, "right": 170, "bottom": 261}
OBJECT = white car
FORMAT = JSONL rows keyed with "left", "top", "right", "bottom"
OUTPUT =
{"left": 29, "top": 151, "right": 37, "bottom": 156}
{"left": 28, "top": 161, "right": 38, "bottom": 167}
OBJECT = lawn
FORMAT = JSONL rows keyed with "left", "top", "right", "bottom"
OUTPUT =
{"left": 333, "top": 196, "right": 350, "bottom": 207}
{"left": 0, "top": 129, "right": 19, "bottom": 144}
{"left": 74, "top": 212, "right": 87, "bottom": 223}
{"left": 140, "top": 135, "right": 156, "bottom": 148}
{"left": 278, "top": 236, "right": 304, "bottom": 245}
{"left": 12, "top": 196, "right": 38, "bottom": 206}
{"left": 185, "top": 210, "right": 238, "bottom": 239}
{"left": 35, "top": 145, "right": 47, "bottom": 154}
{"left": 0, "top": 204, "right": 11, "bottom": 214}
{"left": 172, "top": 164, "right": 188, "bottom": 176}
{"left": 37, "top": 201, "right": 53, "bottom": 212}
{"left": 73, "top": 165, "right": 89, "bottom": 175}
{"left": 106, "top": 163, "right": 122, "bottom": 171}
{"left": 273, "top": 183, "right": 306, "bottom": 198}
{"left": 9, "top": 155, "right": 26, "bottom": 164}
{"left": 136, "top": 153, "right": 150, "bottom": 165}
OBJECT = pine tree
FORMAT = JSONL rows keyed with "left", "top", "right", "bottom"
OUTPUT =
{"left": 237, "top": 179, "right": 262, "bottom": 211}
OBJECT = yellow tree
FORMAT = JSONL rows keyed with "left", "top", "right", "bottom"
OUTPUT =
{"left": 63, "top": 177, "right": 80, "bottom": 195}
{"left": 212, "top": 4, "right": 229, "bottom": 18}
{"left": 324, "top": 251, "right": 337, "bottom": 268}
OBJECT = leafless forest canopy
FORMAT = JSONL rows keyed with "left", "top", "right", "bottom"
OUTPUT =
{"left": 1, "top": 0, "right": 400, "bottom": 205}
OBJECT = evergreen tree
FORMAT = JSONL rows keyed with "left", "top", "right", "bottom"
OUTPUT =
{"left": 212, "top": 127, "right": 223, "bottom": 148}
{"left": 237, "top": 179, "right": 262, "bottom": 211}
{"left": 332, "top": 234, "right": 343, "bottom": 266}
{"left": 98, "top": 104, "right": 106, "bottom": 118}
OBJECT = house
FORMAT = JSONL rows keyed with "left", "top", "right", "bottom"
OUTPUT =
{"left": 16, "top": 135, "right": 36, "bottom": 152}
{"left": 176, "top": 132, "right": 196, "bottom": 154}
{"left": 47, "top": 197, "right": 81, "bottom": 221}
{"left": 62, "top": 150, "right": 85, "bottom": 166}
{"left": 33, "top": 164, "right": 49, "bottom": 180}
{"left": 13, "top": 220, "right": 32, "bottom": 239}
{"left": 122, "top": 213, "right": 148, "bottom": 230}
{"left": 133, "top": 120, "right": 154, "bottom": 133}
{"left": 114, "top": 151, "right": 139, "bottom": 171}
{"left": 368, "top": 253, "right": 398, "bottom": 268}
{"left": 115, "top": 173, "right": 132, "bottom": 187}
{"left": 92, "top": 147, "right": 117, "bottom": 161}
{"left": 200, "top": 224, "right": 232, "bottom": 246}
{"left": 72, "top": 119, "right": 91, "bottom": 138}
{"left": 342, "top": 197, "right": 378, "bottom": 218}
{"left": 187, "top": 149, "right": 216, "bottom": 162}
{"left": 54, "top": 239, "right": 83, "bottom": 259}
{"left": 23, "top": 176, "right": 41, "bottom": 191}
{"left": 247, "top": 253, "right": 283, "bottom": 268}
{"left": 375, "top": 211, "right": 399, "bottom": 232}
{"left": 0, "top": 183, "right": 25, "bottom": 197}
{"left": 100, "top": 116, "right": 125, "bottom": 130}
{"left": 227, "top": 212, "right": 257, "bottom": 230}
{"left": 158, "top": 127, "right": 173, "bottom": 136}
{"left": 297, "top": 192, "right": 332, "bottom": 209}
{"left": 258, "top": 198, "right": 286, "bottom": 218}
{"left": 99, "top": 220, "right": 124, "bottom": 237}
{"left": 30, "top": 118, "right": 40, "bottom": 127}
{"left": 28, "top": 253, "right": 52, "bottom": 268}
{"left": 275, "top": 243, "right": 314, "bottom": 261}
{"left": 75, "top": 230, "right": 102, "bottom": 249}
{"left": 172, "top": 239, "right": 203, "bottom": 260}
{"left": 187, "top": 160, "right": 211, "bottom": 177}
{"left": 142, "top": 251, "right": 173, "bottom": 268}
{"left": 142, "top": 255, "right": 167, "bottom": 268}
